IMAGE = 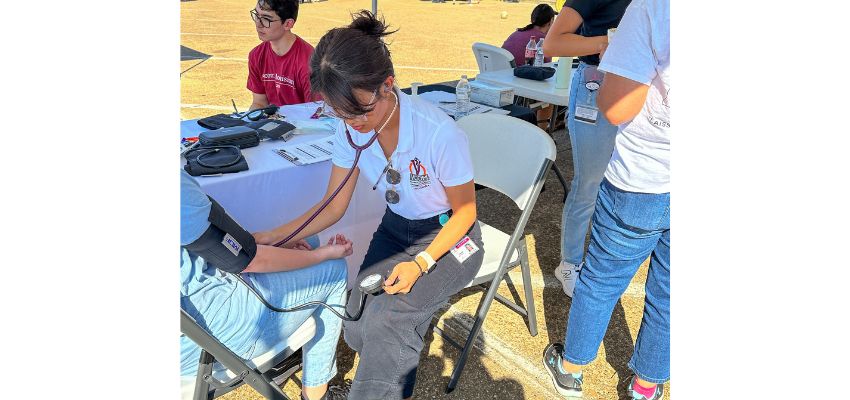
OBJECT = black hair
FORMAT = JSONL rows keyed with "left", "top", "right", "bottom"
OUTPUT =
{"left": 310, "top": 10, "right": 398, "bottom": 117}
{"left": 257, "top": 0, "right": 299, "bottom": 22}
{"left": 518, "top": 4, "right": 557, "bottom": 32}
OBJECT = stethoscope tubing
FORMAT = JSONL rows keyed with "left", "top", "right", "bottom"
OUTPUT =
{"left": 271, "top": 127, "right": 380, "bottom": 248}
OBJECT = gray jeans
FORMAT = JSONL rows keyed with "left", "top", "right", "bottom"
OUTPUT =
{"left": 344, "top": 208, "right": 484, "bottom": 399}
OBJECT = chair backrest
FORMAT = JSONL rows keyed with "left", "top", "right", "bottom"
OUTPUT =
{"left": 457, "top": 114, "right": 556, "bottom": 211}
{"left": 472, "top": 42, "right": 516, "bottom": 73}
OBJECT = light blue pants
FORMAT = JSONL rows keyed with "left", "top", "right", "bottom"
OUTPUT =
{"left": 563, "top": 180, "right": 671, "bottom": 383}
{"left": 181, "top": 235, "right": 347, "bottom": 387}
{"left": 561, "top": 62, "right": 619, "bottom": 265}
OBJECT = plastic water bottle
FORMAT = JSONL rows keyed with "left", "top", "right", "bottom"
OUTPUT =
{"left": 455, "top": 75, "right": 471, "bottom": 118}
{"left": 534, "top": 39, "right": 545, "bottom": 67}
{"left": 524, "top": 36, "right": 537, "bottom": 66}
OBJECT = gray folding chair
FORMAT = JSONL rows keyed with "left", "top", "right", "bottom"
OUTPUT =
{"left": 180, "top": 309, "right": 318, "bottom": 400}
{"left": 438, "top": 114, "right": 556, "bottom": 392}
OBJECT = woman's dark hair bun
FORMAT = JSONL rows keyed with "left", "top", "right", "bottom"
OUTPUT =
{"left": 348, "top": 10, "right": 391, "bottom": 38}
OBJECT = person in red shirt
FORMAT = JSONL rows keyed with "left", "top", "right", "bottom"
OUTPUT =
{"left": 247, "top": 0, "right": 317, "bottom": 110}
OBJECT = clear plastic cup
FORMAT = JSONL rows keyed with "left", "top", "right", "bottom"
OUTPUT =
{"left": 410, "top": 82, "right": 423, "bottom": 96}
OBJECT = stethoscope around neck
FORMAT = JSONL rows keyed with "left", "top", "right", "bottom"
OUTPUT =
{"left": 272, "top": 89, "right": 397, "bottom": 248}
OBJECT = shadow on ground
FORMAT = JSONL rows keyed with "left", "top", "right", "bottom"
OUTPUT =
{"left": 331, "top": 313, "right": 525, "bottom": 399}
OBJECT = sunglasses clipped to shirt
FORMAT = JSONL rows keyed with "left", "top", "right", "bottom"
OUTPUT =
{"left": 373, "top": 159, "right": 402, "bottom": 204}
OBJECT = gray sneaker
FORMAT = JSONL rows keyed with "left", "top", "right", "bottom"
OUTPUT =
{"left": 542, "top": 343, "right": 583, "bottom": 397}
{"left": 628, "top": 375, "right": 663, "bottom": 400}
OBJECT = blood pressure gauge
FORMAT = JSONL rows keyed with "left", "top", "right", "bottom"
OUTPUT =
{"left": 359, "top": 273, "right": 384, "bottom": 295}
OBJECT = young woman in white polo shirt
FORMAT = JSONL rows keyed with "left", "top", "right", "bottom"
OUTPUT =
{"left": 254, "top": 11, "right": 484, "bottom": 400}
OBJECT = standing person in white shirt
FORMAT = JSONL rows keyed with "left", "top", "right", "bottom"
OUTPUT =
{"left": 542, "top": 0, "right": 670, "bottom": 399}
{"left": 254, "top": 11, "right": 484, "bottom": 400}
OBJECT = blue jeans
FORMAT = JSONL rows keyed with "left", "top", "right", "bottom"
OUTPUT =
{"left": 180, "top": 235, "right": 347, "bottom": 387}
{"left": 561, "top": 62, "right": 619, "bottom": 265}
{"left": 563, "top": 179, "right": 670, "bottom": 384}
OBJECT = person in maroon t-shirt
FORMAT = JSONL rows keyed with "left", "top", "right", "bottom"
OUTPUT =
{"left": 501, "top": 3, "right": 558, "bottom": 130}
{"left": 501, "top": 3, "right": 557, "bottom": 66}
{"left": 247, "top": 0, "right": 317, "bottom": 110}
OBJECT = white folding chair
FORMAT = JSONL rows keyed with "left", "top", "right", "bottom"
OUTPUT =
{"left": 439, "top": 114, "right": 556, "bottom": 392}
{"left": 472, "top": 42, "right": 517, "bottom": 73}
{"left": 180, "top": 310, "right": 317, "bottom": 400}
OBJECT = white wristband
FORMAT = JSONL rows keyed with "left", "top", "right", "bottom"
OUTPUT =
{"left": 416, "top": 251, "right": 436, "bottom": 273}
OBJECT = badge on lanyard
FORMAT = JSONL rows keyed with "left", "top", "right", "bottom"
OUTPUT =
{"left": 576, "top": 66, "right": 602, "bottom": 124}
{"left": 575, "top": 105, "right": 599, "bottom": 125}
{"left": 450, "top": 235, "right": 480, "bottom": 263}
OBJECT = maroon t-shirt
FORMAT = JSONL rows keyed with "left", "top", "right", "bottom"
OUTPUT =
{"left": 501, "top": 28, "right": 552, "bottom": 66}
{"left": 247, "top": 36, "right": 317, "bottom": 106}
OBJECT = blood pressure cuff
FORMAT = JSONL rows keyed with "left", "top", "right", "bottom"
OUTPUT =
{"left": 197, "top": 114, "right": 249, "bottom": 130}
{"left": 183, "top": 146, "right": 249, "bottom": 177}
{"left": 513, "top": 65, "right": 556, "bottom": 81}
{"left": 182, "top": 196, "right": 257, "bottom": 274}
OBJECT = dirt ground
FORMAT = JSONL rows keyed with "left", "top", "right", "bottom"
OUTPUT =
{"left": 181, "top": 1, "right": 670, "bottom": 399}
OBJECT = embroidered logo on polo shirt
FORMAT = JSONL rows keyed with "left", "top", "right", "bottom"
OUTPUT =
{"left": 408, "top": 157, "right": 431, "bottom": 189}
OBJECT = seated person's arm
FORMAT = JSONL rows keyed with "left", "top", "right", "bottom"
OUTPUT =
{"left": 183, "top": 193, "right": 352, "bottom": 275}
{"left": 250, "top": 92, "right": 270, "bottom": 111}
{"left": 384, "top": 180, "right": 477, "bottom": 295}
{"left": 421, "top": 181, "right": 476, "bottom": 261}
{"left": 244, "top": 235, "right": 352, "bottom": 273}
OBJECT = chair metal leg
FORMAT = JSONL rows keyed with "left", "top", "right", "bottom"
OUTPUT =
{"left": 194, "top": 350, "right": 215, "bottom": 400}
{"left": 446, "top": 271, "right": 505, "bottom": 393}
{"left": 446, "top": 314, "right": 486, "bottom": 394}
{"left": 551, "top": 164, "right": 569, "bottom": 202}
{"left": 518, "top": 240, "right": 538, "bottom": 337}
{"left": 547, "top": 105, "right": 559, "bottom": 134}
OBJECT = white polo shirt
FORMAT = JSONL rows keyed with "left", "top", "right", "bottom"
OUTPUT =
{"left": 331, "top": 90, "right": 475, "bottom": 220}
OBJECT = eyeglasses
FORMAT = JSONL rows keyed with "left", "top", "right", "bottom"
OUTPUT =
{"left": 250, "top": 9, "right": 281, "bottom": 28}
{"left": 320, "top": 90, "right": 380, "bottom": 121}
{"left": 232, "top": 99, "right": 279, "bottom": 121}
{"left": 243, "top": 105, "right": 279, "bottom": 121}
{"left": 373, "top": 159, "right": 402, "bottom": 204}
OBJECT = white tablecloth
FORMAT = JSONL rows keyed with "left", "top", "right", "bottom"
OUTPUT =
{"left": 181, "top": 102, "right": 385, "bottom": 287}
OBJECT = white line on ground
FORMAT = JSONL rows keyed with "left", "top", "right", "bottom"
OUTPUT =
{"left": 183, "top": 16, "right": 354, "bottom": 25}
{"left": 395, "top": 65, "right": 479, "bottom": 72}
{"left": 181, "top": 103, "right": 234, "bottom": 111}
{"left": 438, "top": 304, "right": 599, "bottom": 400}
{"left": 183, "top": 18, "right": 247, "bottom": 23}
{"left": 505, "top": 269, "right": 646, "bottom": 299}
{"left": 431, "top": 267, "right": 646, "bottom": 399}
{"left": 181, "top": 32, "right": 320, "bottom": 40}
{"left": 181, "top": 32, "right": 256, "bottom": 37}
{"left": 185, "top": 56, "right": 479, "bottom": 73}
{"left": 209, "top": 56, "right": 249, "bottom": 61}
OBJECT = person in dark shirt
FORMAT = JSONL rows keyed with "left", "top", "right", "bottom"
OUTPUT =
{"left": 542, "top": 0, "right": 631, "bottom": 299}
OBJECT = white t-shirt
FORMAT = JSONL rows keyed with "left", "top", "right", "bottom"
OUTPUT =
{"left": 331, "top": 90, "right": 475, "bottom": 220}
{"left": 598, "top": 0, "right": 670, "bottom": 194}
